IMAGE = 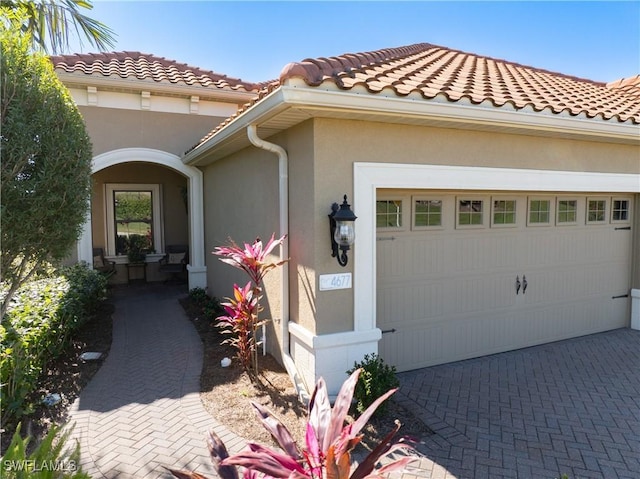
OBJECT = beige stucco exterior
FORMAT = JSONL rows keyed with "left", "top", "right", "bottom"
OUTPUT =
{"left": 62, "top": 77, "right": 252, "bottom": 288}
{"left": 286, "top": 118, "right": 640, "bottom": 336}
{"left": 56, "top": 57, "right": 638, "bottom": 396}
{"left": 315, "top": 118, "right": 639, "bottom": 177}
{"left": 79, "top": 106, "right": 226, "bottom": 158}
{"left": 193, "top": 114, "right": 638, "bottom": 394}
{"left": 201, "top": 139, "right": 283, "bottom": 357}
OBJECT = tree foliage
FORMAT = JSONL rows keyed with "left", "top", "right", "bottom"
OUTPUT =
{"left": 0, "top": 17, "right": 93, "bottom": 319}
{"left": 0, "top": 0, "right": 115, "bottom": 53}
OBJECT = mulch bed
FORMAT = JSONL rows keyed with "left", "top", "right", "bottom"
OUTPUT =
{"left": 1, "top": 298, "right": 114, "bottom": 455}
{"left": 181, "top": 295, "right": 433, "bottom": 453}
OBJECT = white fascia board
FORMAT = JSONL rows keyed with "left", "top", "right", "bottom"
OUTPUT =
{"left": 68, "top": 87, "right": 239, "bottom": 117}
{"left": 56, "top": 72, "right": 257, "bottom": 103}
{"left": 182, "top": 83, "right": 639, "bottom": 165}
{"left": 182, "top": 87, "right": 289, "bottom": 165}
{"left": 280, "top": 87, "right": 640, "bottom": 144}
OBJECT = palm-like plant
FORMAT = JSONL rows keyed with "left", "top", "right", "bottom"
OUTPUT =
{"left": 1, "top": 0, "right": 116, "bottom": 53}
{"left": 168, "top": 369, "right": 417, "bottom": 479}
{"left": 213, "top": 234, "right": 288, "bottom": 373}
{"left": 217, "top": 282, "right": 261, "bottom": 371}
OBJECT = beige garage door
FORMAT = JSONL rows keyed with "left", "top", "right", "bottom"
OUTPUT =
{"left": 377, "top": 191, "right": 633, "bottom": 372}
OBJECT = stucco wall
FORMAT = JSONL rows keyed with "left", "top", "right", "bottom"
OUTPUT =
{"left": 304, "top": 118, "right": 640, "bottom": 335}
{"left": 282, "top": 121, "right": 319, "bottom": 334}
{"left": 314, "top": 118, "right": 640, "bottom": 179}
{"left": 201, "top": 140, "right": 282, "bottom": 358}
{"left": 195, "top": 115, "right": 638, "bottom": 395}
{"left": 79, "top": 106, "right": 225, "bottom": 158}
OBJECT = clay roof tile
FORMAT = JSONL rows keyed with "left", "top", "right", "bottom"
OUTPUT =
{"left": 50, "top": 51, "right": 264, "bottom": 92}
{"left": 278, "top": 43, "right": 639, "bottom": 124}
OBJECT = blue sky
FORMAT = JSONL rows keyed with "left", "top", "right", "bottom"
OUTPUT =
{"left": 74, "top": 1, "right": 640, "bottom": 83}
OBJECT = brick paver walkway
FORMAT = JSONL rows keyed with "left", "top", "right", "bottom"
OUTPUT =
{"left": 395, "top": 329, "right": 640, "bottom": 479}
{"left": 66, "top": 284, "right": 640, "bottom": 479}
{"left": 66, "top": 284, "right": 245, "bottom": 479}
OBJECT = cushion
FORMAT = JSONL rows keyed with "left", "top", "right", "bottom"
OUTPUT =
{"left": 168, "top": 252, "right": 185, "bottom": 264}
{"left": 93, "top": 255, "right": 104, "bottom": 268}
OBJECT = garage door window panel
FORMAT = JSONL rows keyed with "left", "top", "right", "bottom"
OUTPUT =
{"left": 413, "top": 197, "right": 444, "bottom": 230}
{"left": 586, "top": 198, "right": 608, "bottom": 224}
{"left": 557, "top": 198, "right": 579, "bottom": 226}
{"left": 457, "top": 198, "right": 486, "bottom": 229}
{"left": 376, "top": 199, "right": 404, "bottom": 229}
{"left": 611, "top": 198, "right": 631, "bottom": 223}
{"left": 528, "top": 197, "right": 553, "bottom": 226}
{"left": 491, "top": 198, "right": 517, "bottom": 228}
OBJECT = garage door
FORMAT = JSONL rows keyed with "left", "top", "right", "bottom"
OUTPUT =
{"left": 377, "top": 191, "right": 633, "bottom": 372}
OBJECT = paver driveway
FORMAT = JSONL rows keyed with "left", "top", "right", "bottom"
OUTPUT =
{"left": 65, "top": 283, "right": 639, "bottom": 479}
{"left": 395, "top": 329, "right": 640, "bottom": 479}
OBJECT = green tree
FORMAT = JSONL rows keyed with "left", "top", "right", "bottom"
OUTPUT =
{"left": 0, "top": 0, "right": 115, "bottom": 53}
{"left": 0, "top": 17, "right": 93, "bottom": 319}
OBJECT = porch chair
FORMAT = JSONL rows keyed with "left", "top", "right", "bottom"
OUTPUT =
{"left": 159, "top": 245, "right": 189, "bottom": 283}
{"left": 93, "top": 248, "right": 116, "bottom": 277}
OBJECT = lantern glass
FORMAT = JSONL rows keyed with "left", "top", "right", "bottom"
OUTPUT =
{"left": 334, "top": 220, "right": 355, "bottom": 246}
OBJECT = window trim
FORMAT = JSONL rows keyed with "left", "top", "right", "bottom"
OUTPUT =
{"left": 556, "top": 197, "right": 579, "bottom": 226}
{"left": 456, "top": 196, "right": 487, "bottom": 229}
{"left": 105, "top": 183, "right": 164, "bottom": 257}
{"left": 491, "top": 197, "right": 518, "bottom": 228}
{"left": 527, "top": 196, "right": 554, "bottom": 227}
{"left": 611, "top": 197, "right": 632, "bottom": 224}
{"left": 586, "top": 197, "right": 609, "bottom": 225}
{"left": 375, "top": 198, "right": 405, "bottom": 230}
{"left": 412, "top": 196, "right": 445, "bottom": 230}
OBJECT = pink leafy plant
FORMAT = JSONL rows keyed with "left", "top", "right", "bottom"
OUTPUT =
{"left": 213, "top": 234, "right": 287, "bottom": 373}
{"left": 167, "top": 369, "right": 417, "bottom": 479}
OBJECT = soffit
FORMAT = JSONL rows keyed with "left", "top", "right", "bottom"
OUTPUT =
{"left": 185, "top": 86, "right": 640, "bottom": 166}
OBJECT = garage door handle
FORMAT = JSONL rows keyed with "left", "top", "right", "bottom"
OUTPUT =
{"left": 612, "top": 294, "right": 629, "bottom": 299}
{"left": 515, "top": 276, "right": 521, "bottom": 295}
{"left": 522, "top": 275, "right": 528, "bottom": 294}
{"left": 381, "top": 328, "right": 397, "bottom": 334}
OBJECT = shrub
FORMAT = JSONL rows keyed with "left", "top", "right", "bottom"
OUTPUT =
{"left": 188, "top": 287, "right": 209, "bottom": 306}
{"left": 1, "top": 17, "right": 94, "bottom": 319}
{"left": 213, "top": 234, "right": 287, "bottom": 373}
{"left": 168, "top": 369, "right": 416, "bottom": 479}
{"left": 347, "top": 354, "right": 399, "bottom": 417}
{"left": 1, "top": 423, "right": 90, "bottom": 478}
{"left": 0, "top": 264, "right": 107, "bottom": 427}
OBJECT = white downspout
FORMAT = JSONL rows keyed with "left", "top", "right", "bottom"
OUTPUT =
{"left": 246, "top": 124, "right": 309, "bottom": 403}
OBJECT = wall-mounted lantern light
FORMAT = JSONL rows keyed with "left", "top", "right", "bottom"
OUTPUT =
{"left": 329, "top": 194, "right": 357, "bottom": 267}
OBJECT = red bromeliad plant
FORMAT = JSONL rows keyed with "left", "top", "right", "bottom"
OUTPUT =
{"left": 217, "top": 282, "right": 260, "bottom": 371}
{"left": 167, "top": 369, "right": 417, "bottom": 479}
{"left": 213, "top": 234, "right": 288, "bottom": 374}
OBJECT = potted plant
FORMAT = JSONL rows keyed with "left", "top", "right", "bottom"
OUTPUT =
{"left": 126, "top": 234, "right": 147, "bottom": 264}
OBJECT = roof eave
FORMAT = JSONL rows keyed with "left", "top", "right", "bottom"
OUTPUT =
{"left": 283, "top": 86, "right": 640, "bottom": 143}
{"left": 183, "top": 87, "right": 291, "bottom": 166}
{"left": 55, "top": 71, "right": 259, "bottom": 103}
{"left": 182, "top": 85, "right": 640, "bottom": 166}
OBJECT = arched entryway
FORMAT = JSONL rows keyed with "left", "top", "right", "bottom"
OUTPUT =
{"left": 78, "top": 148, "right": 206, "bottom": 289}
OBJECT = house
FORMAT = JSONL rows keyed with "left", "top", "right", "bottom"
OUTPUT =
{"left": 52, "top": 43, "right": 640, "bottom": 396}
{"left": 51, "top": 51, "right": 263, "bottom": 287}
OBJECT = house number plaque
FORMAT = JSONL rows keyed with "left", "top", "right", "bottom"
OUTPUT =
{"left": 319, "top": 273, "right": 352, "bottom": 291}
